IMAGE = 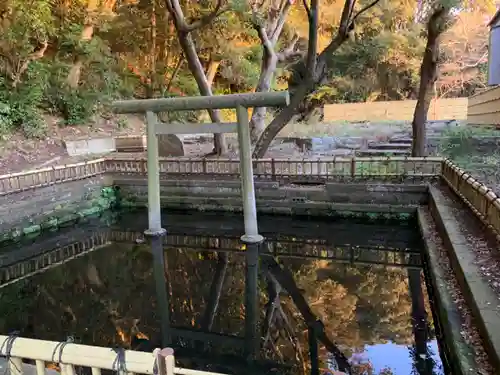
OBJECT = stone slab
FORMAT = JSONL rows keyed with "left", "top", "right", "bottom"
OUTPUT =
{"left": 157, "top": 134, "right": 184, "bottom": 157}
{"left": 417, "top": 209, "right": 478, "bottom": 375}
{"left": 64, "top": 137, "right": 116, "bottom": 156}
{"left": 115, "top": 135, "right": 147, "bottom": 152}
{"left": 429, "top": 186, "right": 500, "bottom": 369}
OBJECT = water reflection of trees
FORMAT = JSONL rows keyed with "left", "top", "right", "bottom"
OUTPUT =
{"left": 0, "top": 235, "right": 437, "bottom": 375}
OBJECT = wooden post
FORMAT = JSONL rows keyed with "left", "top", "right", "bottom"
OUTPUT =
{"left": 155, "top": 348, "right": 175, "bottom": 375}
{"left": 243, "top": 241, "right": 260, "bottom": 359}
{"left": 235, "top": 106, "right": 260, "bottom": 241}
{"left": 145, "top": 111, "right": 162, "bottom": 232}
{"left": 144, "top": 111, "right": 169, "bottom": 346}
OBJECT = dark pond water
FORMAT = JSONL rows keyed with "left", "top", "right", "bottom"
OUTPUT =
{"left": 0, "top": 211, "right": 445, "bottom": 375}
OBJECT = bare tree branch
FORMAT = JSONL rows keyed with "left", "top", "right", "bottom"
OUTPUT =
{"left": 253, "top": 21, "right": 277, "bottom": 57}
{"left": 11, "top": 40, "right": 48, "bottom": 87}
{"left": 185, "top": 0, "right": 227, "bottom": 32}
{"left": 164, "top": 0, "right": 188, "bottom": 30}
{"left": 277, "top": 34, "right": 303, "bottom": 62}
{"left": 350, "top": 0, "right": 381, "bottom": 25}
{"left": 269, "top": 0, "right": 293, "bottom": 44}
{"left": 302, "top": 0, "right": 311, "bottom": 19}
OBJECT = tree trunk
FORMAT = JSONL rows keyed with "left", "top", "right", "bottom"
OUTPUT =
{"left": 176, "top": 31, "right": 227, "bottom": 155}
{"left": 252, "top": 0, "right": 382, "bottom": 158}
{"left": 411, "top": 48, "right": 437, "bottom": 157}
{"left": 249, "top": 51, "right": 279, "bottom": 141}
{"left": 206, "top": 59, "right": 220, "bottom": 86}
{"left": 411, "top": 6, "right": 449, "bottom": 157}
{"left": 253, "top": 85, "right": 309, "bottom": 158}
{"left": 408, "top": 263, "right": 434, "bottom": 375}
{"left": 67, "top": 25, "right": 94, "bottom": 88}
{"left": 146, "top": 0, "right": 157, "bottom": 99}
{"left": 66, "top": 0, "right": 117, "bottom": 89}
{"left": 261, "top": 255, "right": 351, "bottom": 373}
{"left": 252, "top": 0, "right": 341, "bottom": 159}
{"left": 199, "top": 59, "right": 221, "bottom": 123}
{"left": 200, "top": 254, "right": 228, "bottom": 331}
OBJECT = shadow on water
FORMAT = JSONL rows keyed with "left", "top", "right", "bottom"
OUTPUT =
{"left": 0, "top": 211, "right": 445, "bottom": 375}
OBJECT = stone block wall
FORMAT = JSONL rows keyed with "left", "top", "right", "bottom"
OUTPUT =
{"left": 115, "top": 177, "right": 428, "bottom": 215}
{"left": 0, "top": 177, "right": 110, "bottom": 239}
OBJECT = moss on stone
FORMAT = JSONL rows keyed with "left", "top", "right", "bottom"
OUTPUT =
{"left": 0, "top": 186, "right": 120, "bottom": 245}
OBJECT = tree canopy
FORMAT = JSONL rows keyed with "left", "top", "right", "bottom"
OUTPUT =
{"left": 0, "top": 0, "right": 495, "bottom": 151}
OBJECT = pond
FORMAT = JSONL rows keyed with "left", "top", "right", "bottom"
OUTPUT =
{"left": 0, "top": 211, "right": 445, "bottom": 375}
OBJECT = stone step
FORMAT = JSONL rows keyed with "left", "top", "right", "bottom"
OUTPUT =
{"left": 355, "top": 149, "right": 410, "bottom": 157}
{"left": 368, "top": 142, "right": 412, "bottom": 150}
{"left": 388, "top": 137, "right": 412, "bottom": 144}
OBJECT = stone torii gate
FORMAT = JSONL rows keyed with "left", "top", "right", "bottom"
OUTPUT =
{"left": 112, "top": 92, "right": 289, "bottom": 353}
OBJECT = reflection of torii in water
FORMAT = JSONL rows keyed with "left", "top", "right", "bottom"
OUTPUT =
{"left": 131, "top": 246, "right": 352, "bottom": 374}
{"left": 260, "top": 254, "right": 352, "bottom": 375}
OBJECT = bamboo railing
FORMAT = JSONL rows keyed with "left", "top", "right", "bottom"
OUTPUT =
{"left": 0, "top": 336, "right": 227, "bottom": 375}
{"left": 441, "top": 160, "right": 500, "bottom": 239}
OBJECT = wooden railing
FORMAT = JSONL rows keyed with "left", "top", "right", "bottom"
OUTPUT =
{"left": 0, "top": 336, "right": 227, "bottom": 375}
{"left": 0, "top": 159, "right": 105, "bottom": 196}
{"left": 0, "top": 232, "right": 110, "bottom": 288}
{"left": 104, "top": 156, "right": 444, "bottom": 181}
{"left": 0, "top": 156, "right": 444, "bottom": 196}
{"left": 441, "top": 160, "right": 500, "bottom": 239}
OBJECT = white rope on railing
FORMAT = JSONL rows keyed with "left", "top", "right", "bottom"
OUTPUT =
{"left": 0, "top": 336, "right": 228, "bottom": 375}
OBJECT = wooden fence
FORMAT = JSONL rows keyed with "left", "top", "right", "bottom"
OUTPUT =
{"left": 323, "top": 98, "right": 468, "bottom": 122}
{"left": 104, "top": 156, "right": 443, "bottom": 181}
{"left": 0, "top": 232, "right": 110, "bottom": 288}
{"left": 441, "top": 160, "right": 500, "bottom": 239}
{"left": 467, "top": 86, "right": 500, "bottom": 126}
{"left": 0, "top": 158, "right": 105, "bottom": 196}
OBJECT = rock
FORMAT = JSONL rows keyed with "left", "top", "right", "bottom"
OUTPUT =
{"left": 158, "top": 134, "right": 184, "bottom": 157}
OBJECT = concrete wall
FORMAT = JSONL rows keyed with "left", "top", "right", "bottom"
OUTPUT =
{"left": 323, "top": 98, "right": 468, "bottom": 122}
{"left": 0, "top": 177, "right": 105, "bottom": 233}
{"left": 467, "top": 86, "right": 500, "bottom": 125}
{"left": 115, "top": 177, "right": 428, "bottom": 215}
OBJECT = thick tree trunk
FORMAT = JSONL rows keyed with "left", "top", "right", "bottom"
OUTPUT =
{"left": 177, "top": 31, "right": 227, "bottom": 155}
{"left": 411, "top": 6, "right": 449, "bottom": 157}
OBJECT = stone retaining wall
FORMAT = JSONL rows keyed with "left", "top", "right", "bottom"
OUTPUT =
{"left": 0, "top": 177, "right": 118, "bottom": 243}
{"left": 115, "top": 177, "right": 428, "bottom": 215}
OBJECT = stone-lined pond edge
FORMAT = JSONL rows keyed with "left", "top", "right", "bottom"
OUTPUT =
{"left": 429, "top": 186, "right": 500, "bottom": 370}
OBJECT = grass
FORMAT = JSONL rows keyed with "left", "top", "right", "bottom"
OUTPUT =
{"left": 437, "top": 126, "right": 500, "bottom": 193}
